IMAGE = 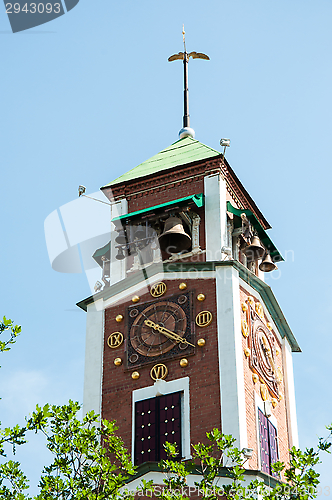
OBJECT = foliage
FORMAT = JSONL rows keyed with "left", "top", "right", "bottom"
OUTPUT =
{"left": 0, "top": 401, "right": 136, "bottom": 500}
{"left": 138, "top": 427, "right": 332, "bottom": 500}
{"left": 1, "top": 318, "right": 331, "bottom": 499}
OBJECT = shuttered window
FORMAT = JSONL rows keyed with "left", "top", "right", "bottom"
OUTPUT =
{"left": 134, "top": 392, "right": 182, "bottom": 465}
{"left": 258, "top": 408, "right": 279, "bottom": 478}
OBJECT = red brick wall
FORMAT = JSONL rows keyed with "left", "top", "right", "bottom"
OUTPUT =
{"left": 239, "top": 286, "right": 290, "bottom": 474}
{"left": 102, "top": 278, "right": 220, "bottom": 456}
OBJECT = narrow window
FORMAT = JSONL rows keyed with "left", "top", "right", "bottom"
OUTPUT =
{"left": 258, "top": 408, "right": 279, "bottom": 478}
{"left": 134, "top": 392, "right": 182, "bottom": 465}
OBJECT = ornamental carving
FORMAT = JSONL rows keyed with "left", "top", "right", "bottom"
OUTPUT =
{"left": 245, "top": 298, "right": 280, "bottom": 399}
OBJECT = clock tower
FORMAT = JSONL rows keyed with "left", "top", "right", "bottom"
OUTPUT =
{"left": 77, "top": 42, "right": 299, "bottom": 487}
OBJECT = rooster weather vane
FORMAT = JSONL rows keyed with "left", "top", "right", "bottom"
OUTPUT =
{"left": 168, "top": 26, "right": 209, "bottom": 135}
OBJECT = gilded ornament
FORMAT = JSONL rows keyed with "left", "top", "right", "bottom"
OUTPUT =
{"left": 255, "top": 302, "right": 264, "bottom": 319}
{"left": 267, "top": 322, "right": 273, "bottom": 331}
{"left": 241, "top": 319, "right": 249, "bottom": 338}
{"left": 242, "top": 302, "right": 248, "bottom": 312}
{"left": 150, "top": 363, "right": 168, "bottom": 381}
{"left": 277, "top": 367, "right": 283, "bottom": 383}
{"left": 197, "top": 338, "right": 206, "bottom": 347}
{"left": 150, "top": 282, "right": 167, "bottom": 298}
{"left": 114, "top": 357, "right": 122, "bottom": 366}
{"left": 248, "top": 296, "right": 254, "bottom": 306}
{"left": 180, "top": 358, "right": 188, "bottom": 367}
{"left": 132, "top": 371, "right": 140, "bottom": 380}
{"left": 107, "top": 332, "right": 124, "bottom": 349}
{"left": 276, "top": 348, "right": 280, "bottom": 356}
{"left": 244, "top": 347, "right": 251, "bottom": 357}
{"left": 132, "top": 295, "right": 140, "bottom": 303}
{"left": 260, "top": 383, "right": 269, "bottom": 401}
{"left": 278, "top": 393, "right": 283, "bottom": 401}
{"left": 252, "top": 373, "right": 259, "bottom": 383}
{"left": 115, "top": 314, "right": 124, "bottom": 323}
{"left": 179, "top": 282, "right": 187, "bottom": 290}
{"left": 271, "top": 398, "right": 278, "bottom": 408}
{"left": 197, "top": 293, "right": 206, "bottom": 302}
{"left": 195, "top": 311, "right": 213, "bottom": 327}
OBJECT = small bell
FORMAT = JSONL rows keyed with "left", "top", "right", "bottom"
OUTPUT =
{"left": 115, "top": 229, "right": 127, "bottom": 245}
{"left": 134, "top": 224, "right": 146, "bottom": 240}
{"left": 259, "top": 253, "right": 278, "bottom": 272}
{"left": 115, "top": 247, "right": 126, "bottom": 260}
{"left": 243, "top": 235, "right": 265, "bottom": 261}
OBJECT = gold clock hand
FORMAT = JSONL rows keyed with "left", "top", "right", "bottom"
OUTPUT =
{"left": 261, "top": 335, "right": 276, "bottom": 375}
{"left": 144, "top": 319, "right": 195, "bottom": 348}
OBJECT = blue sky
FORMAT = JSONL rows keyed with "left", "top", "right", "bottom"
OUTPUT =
{"left": 1, "top": 0, "right": 332, "bottom": 493}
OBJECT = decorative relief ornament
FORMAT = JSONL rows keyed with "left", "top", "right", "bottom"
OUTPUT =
{"left": 252, "top": 373, "right": 259, "bottom": 383}
{"left": 277, "top": 367, "right": 283, "bottom": 383}
{"left": 115, "top": 315, "right": 124, "bottom": 323}
{"left": 150, "top": 282, "right": 167, "bottom": 298}
{"left": 276, "top": 348, "right": 280, "bottom": 356}
{"left": 132, "top": 371, "right": 140, "bottom": 380}
{"left": 248, "top": 296, "right": 254, "bottom": 306}
{"left": 150, "top": 363, "right": 168, "bottom": 381}
{"left": 197, "top": 294, "right": 205, "bottom": 302}
{"left": 242, "top": 302, "right": 248, "bottom": 312}
{"left": 197, "top": 338, "right": 206, "bottom": 347}
{"left": 179, "top": 282, "right": 187, "bottom": 290}
{"left": 241, "top": 319, "right": 249, "bottom": 338}
{"left": 132, "top": 295, "right": 140, "bottom": 303}
{"left": 267, "top": 322, "right": 273, "bottom": 331}
{"left": 244, "top": 347, "right": 251, "bottom": 357}
{"left": 255, "top": 302, "right": 264, "bottom": 319}
{"left": 114, "top": 357, "right": 122, "bottom": 366}
{"left": 195, "top": 311, "right": 213, "bottom": 327}
{"left": 271, "top": 398, "right": 278, "bottom": 408}
{"left": 107, "top": 332, "right": 124, "bottom": 349}
{"left": 245, "top": 295, "right": 280, "bottom": 400}
{"left": 180, "top": 358, "right": 188, "bottom": 367}
{"left": 260, "top": 383, "right": 269, "bottom": 401}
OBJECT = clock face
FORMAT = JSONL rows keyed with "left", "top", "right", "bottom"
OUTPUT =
{"left": 126, "top": 292, "right": 194, "bottom": 369}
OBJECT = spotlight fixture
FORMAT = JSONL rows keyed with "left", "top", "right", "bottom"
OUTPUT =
{"left": 94, "top": 281, "right": 103, "bottom": 292}
{"left": 241, "top": 448, "right": 253, "bottom": 459}
{"left": 220, "top": 138, "right": 230, "bottom": 160}
{"left": 220, "top": 138, "right": 230, "bottom": 148}
{"left": 78, "top": 185, "right": 86, "bottom": 197}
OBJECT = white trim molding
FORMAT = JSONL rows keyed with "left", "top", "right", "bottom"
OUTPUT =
{"left": 215, "top": 265, "right": 248, "bottom": 451}
{"left": 204, "top": 173, "right": 227, "bottom": 261}
{"left": 82, "top": 298, "right": 104, "bottom": 417}
{"left": 282, "top": 337, "right": 299, "bottom": 448}
{"left": 132, "top": 377, "right": 191, "bottom": 462}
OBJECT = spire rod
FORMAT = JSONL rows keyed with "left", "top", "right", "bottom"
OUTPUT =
{"left": 168, "top": 27, "right": 210, "bottom": 139}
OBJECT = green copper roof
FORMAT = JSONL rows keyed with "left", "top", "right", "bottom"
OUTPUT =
{"left": 101, "top": 136, "right": 221, "bottom": 188}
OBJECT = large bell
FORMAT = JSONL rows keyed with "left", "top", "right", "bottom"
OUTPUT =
{"left": 115, "top": 228, "right": 127, "bottom": 245}
{"left": 259, "top": 253, "right": 278, "bottom": 272}
{"left": 243, "top": 235, "right": 265, "bottom": 261}
{"left": 158, "top": 216, "right": 191, "bottom": 254}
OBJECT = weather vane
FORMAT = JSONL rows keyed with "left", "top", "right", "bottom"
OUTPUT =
{"left": 168, "top": 25, "right": 209, "bottom": 137}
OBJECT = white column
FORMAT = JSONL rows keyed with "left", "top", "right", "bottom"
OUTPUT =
{"left": 204, "top": 174, "right": 227, "bottom": 261}
{"left": 110, "top": 199, "right": 128, "bottom": 285}
{"left": 215, "top": 265, "right": 248, "bottom": 450}
{"left": 282, "top": 337, "right": 299, "bottom": 448}
{"left": 83, "top": 299, "right": 104, "bottom": 417}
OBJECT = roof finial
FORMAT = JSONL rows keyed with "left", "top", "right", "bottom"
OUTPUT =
{"left": 168, "top": 28, "right": 210, "bottom": 139}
